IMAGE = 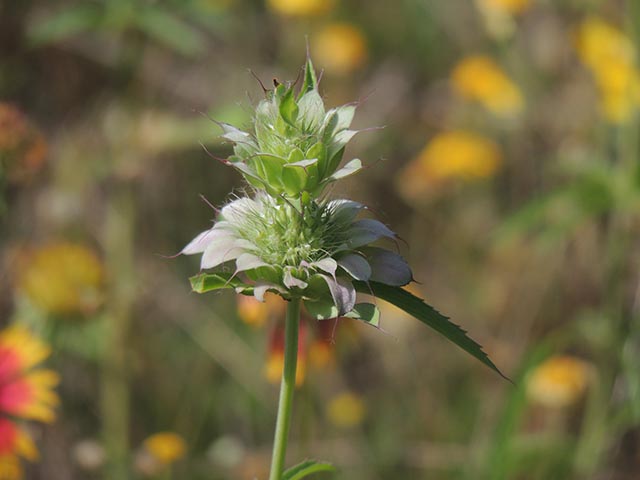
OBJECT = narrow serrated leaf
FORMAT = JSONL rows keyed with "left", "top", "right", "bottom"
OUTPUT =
{"left": 354, "top": 281, "right": 508, "bottom": 380}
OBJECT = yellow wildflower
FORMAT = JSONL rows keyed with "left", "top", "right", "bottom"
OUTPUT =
{"left": 451, "top": 55, "right": 523, "bottom": 115}
{"left": 264, "top": 323, "right": 306, "bottom": 387}
{"left": 398, "top": 130, "right": 502, "bottom": 200}
{"left": 575, "top": 17, "right": 640, "bottom": 123}
{"left": 326, "top": 392, "right": 365, "bottom": 428}
{"left": 15, "top": 243, "right": 103, "bottom": 316}
{"left": 313, "top": 23, "right": 368, "bottom": 75}
{"left": 236, "top": 294, "right": 285, "bottom": 328}
{"left": 267, "top": 0, "right": 334, "bottom": 17}
{"left": 142, "top": 433, "right": 186, "bottom": 465}
{"left": 526, "top": 355, "right": 591, "bottom": 408}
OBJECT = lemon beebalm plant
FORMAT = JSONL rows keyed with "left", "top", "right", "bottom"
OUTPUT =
{"left": 180, "top": 56, "right": 505, "bottom": 479}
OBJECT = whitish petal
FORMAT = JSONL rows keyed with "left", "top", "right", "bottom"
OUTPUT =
{"left": 283, "top": 269, "right": 309, "bottom": 289}
{"left": 220, "top": 197, "right": 260, "bottom": 224}
{"left": 219, "top": 122, "right": 255, "bottom": 145}
{"left": 252, "top": 283, "right": 286, "bottom": 302}
{"left": 363, "top": 247, "right": 412, "bottom": 286}
{"left": 347, "top": 219, "right": 396, "bottom": 248}
{"left": 201, "top": 237, "right": 251, "bottom": 269}
{"left": 310, "top": 258, "right": 338, "bottom": 277}
{"left": 319, "top": 275, "right": 356, "bottom": 316}
{"left": 337, "top": 253, "right": 371, "bottom": 281}
{"left": 235, "top": 253, "right": 269, "bottom": 272}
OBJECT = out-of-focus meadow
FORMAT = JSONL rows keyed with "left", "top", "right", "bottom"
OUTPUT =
{"left": 1, "top": 0, "right": 640, "bottom": 478}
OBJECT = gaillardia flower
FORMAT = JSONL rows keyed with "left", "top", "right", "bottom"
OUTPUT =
{"left": 184, "top": 191, "right": 411, "bottom": 321}
{"left": 0, "top": 325, "right": 59, "bottom": 479}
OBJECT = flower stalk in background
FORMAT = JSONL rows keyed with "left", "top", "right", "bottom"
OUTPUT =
{"left": 181, "top": 56, "right": 505, "bottom": 478}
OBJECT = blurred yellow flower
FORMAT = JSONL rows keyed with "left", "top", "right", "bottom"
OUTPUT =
{"left": 327, "top": 392, "right": 365, "bottom": 428}
{"left": 15, "top": 243, "right": 103, "bottom": 317}
{"left": 526, "top": 355, "right": 591, "bottom": 408}
{"left": 143, "top": 432, "right": 186, "bottom": 465}
{"left": 313, "top": 23, "right": 368, "bottom": 75}
{"left": 308, "top": 339, "right": 334, "bottom": 369}
{"left": 267, "top": 0, "right": 334, "bottom": 16}
{"left": 236, "top": 294, "right": 285, "bottom": 328}
{"left": 0, "top": 325, "right": 59, "bottom": 479}
{"left": 397, "top": 131, "right": 502, "bottom": 199}
{"left": 264, "top": 323, "right": 306, "bottom": 387}
{"left": 575, "top": 17, "right": 640, "bottom": 123}
{"left": 479, "top": 0, "right": 531, "bottom": 15}
{"left": 451, "top": 55, "right": 523, "bottom": 115}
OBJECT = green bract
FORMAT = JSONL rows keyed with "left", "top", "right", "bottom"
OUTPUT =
{"left": 218, "top": 58, "right": 362, "bottom": 197}
{"left": 184, "top": 192, "right": 411, "bottom": 324}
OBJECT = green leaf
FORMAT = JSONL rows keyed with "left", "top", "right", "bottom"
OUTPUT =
{"left": 28, "top": 5, "right": 101, "bottom": 45}
{"left": 345, "top": 303, "right": 380, "bottom": 327}
{"left": 304, "top": 299, "right": 339, "bottom": 320}
{"left": 354, "top": 281, "right": 508, "bottom": 380}
{"left": 136, "top": 7, "right": 206, "bottom": 57}
{"left": 299, "top": 56, "right": 319, "bottom": 98}
{"left": 190, "top": 272, "right": 245, "bottom": 293}
{"left": 283, "top": 459, "right": 335, "bottom": 480}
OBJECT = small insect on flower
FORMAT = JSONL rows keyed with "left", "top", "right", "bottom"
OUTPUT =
{"left": 0, "top": 325, "right": 60, "bottom": 480}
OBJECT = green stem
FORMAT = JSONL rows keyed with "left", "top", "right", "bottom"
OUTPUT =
{"left": 101, "top": 183, "right": 135, "bottom": 479}
{"left": 269, "top": 297, "right": 301, "bottom": 480}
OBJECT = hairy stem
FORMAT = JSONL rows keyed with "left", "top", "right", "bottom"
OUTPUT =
{"left": 269, "top": 297, "right": 301, "bottom": 480}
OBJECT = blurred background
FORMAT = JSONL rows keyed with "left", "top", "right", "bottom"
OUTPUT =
{"left": 1, "top": 0, "right": 640, "bottom": 478}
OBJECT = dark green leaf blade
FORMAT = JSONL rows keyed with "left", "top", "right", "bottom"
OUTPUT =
{"left": 354, "top": 281, "right": 508, "bottom": 380}
{"left": 283, "top": 459, "right": 335, "bottom": 480}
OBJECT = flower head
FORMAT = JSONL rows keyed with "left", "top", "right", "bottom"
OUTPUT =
{"left": 186, "top": 192, "right": 411, "bottom": 320}
{"left": 214, "top": 58, "right": 364, "bottom": 198}
{"left": 575, "top": 17, "right": 640, "bottom": 123}
{"left": 0, "top": 325, "right": 59, "bottom": 478}
{"left": 14, "top": 243, "right": 103, "bottom": 317}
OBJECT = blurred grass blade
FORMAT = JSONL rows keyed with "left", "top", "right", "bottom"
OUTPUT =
{"left": 283, "top": 460, "right": 335, "bottom": 480}
{"left": 136, "top": 8, "right": 205, "bottom": 57}
{"left": 354, "top": 281, "right": 508, "bottom": 380}
{"left": 28, "top": 5, "right": 101, "bottom": 45}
